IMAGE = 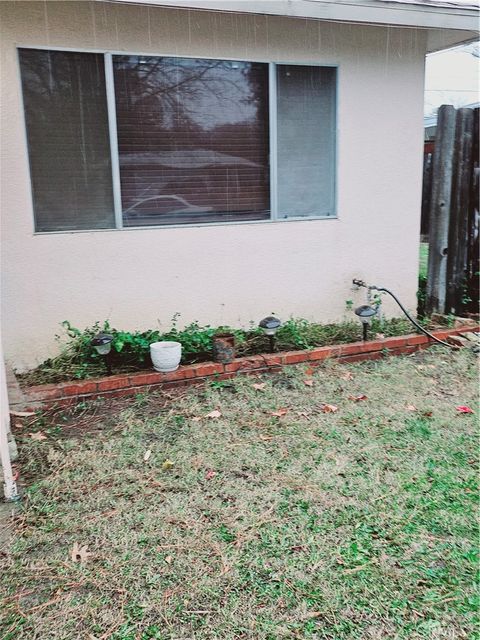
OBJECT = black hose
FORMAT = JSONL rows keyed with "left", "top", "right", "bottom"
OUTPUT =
{"left": 368, "top": 285, "right": 454, "bottom": 348}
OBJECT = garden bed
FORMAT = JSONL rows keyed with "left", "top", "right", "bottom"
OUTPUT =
{"left": 17, "top": 324, "right": 478, "bottom": 410}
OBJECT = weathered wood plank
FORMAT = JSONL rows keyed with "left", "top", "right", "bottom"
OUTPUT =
{"left": 446, "top": 107, "right": 474, "bottom": 314}
{"left": 426, "top": 104, "right": 456, "bottom": 314}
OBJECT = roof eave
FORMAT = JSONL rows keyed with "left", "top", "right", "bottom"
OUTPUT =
{"left": 103, "top": 0, "right": 479, "bottom": 32}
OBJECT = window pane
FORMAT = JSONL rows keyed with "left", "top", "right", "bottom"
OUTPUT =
{"left": 19, "top": 49, "right": 114, "bottom": 232}
{"left": 277, "top": 65, "right": 336, "bottom": 218}
{"left": 113, "top": 56, "right": 269, "bottom": 226}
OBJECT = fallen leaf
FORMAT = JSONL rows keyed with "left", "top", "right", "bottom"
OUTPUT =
{"left": 341, "top": 371, "right": 354, "bottom": 381}
{"left": 14, "top": 422, "right": 24, "bottom": 430}
{"left": 406, "top": 405, "right": 417, "bottom": 412}
{"left": 422, "top": 410, "right": 433, "bottom": 417}
{"left": 303, "top": 379, "right": 314, "bottom": 387}
{"left": 253, "top": 383, "right": 266, "bottom": 391}
{"left": 162, "top": 459, "right": 174, "bottom": 470}
{"left": 206, "top": 410, "right": 222, "bottom": 419}
{"left": 10, "top": 411, "right": 35, "bottom": 418}
{"left": 349, "top": 394, "right": 368, "bottom": 402}
{"left": 205, "top": 469, "right": 216, "bottom": 480}
{"left": 191, "top": 417, "right": 202, "bottom": 423}
{"left": 321, "top": 404, "right": 338, "bottom": 413}
{"left": 29, "top": 431, "right": 47, "bottom": 441}
{"left": 375, "top": 333, "right": 385, "bottom": 340}
{"left": 143, "top": 449, "right": 152, "bottom": 462}
{"left": 296, "top": 411, "right": 309, "bottom": 418}
{"left": 165, "top": 555, "right": 173, "bottom": 565}
{"left": 270, "top": 408, "right": 288, "bottom": 417}
{"left": 70, "top": 542, "right": 90, "bottom": 564}
{"left": 456, "top": 406, "right": 474, "bottom": 414}
{"left": 305, "top": 367, "right": 314, "bottom": 376}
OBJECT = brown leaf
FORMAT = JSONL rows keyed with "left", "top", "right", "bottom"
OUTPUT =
{"left": 191, "top": 417, "right": 202, "bottom": 423}
{"left": 303, "top": 379, "right": 314, "bottom": 387}
{"left": 341, "top": 371, "right": 354, "bottom": 381}
{"left": 375, "top": 333, "right": 385, "bottom": 340}
{"left": 29, "top": 431, "right": 47, "bottom": 441}
{"left": 270, "top": 408, "right": 288, "bottom": 417}
{"left": 296, "top": 411, "right": 309, "bottom": 418}
{"left": 321, "top": 404, "right": 338, "bottom": 413}
{"left": 349, "top": 394, "right": 368, "bottom": 402}
{"left": 406, "top": 405, "right": 417, "bottom": 412}
{"left": 305, "top": 367, "right": 315, "bottom": 376}
{"left": 206, "top": 410, "right": 222, "bottom": 419}
{"left": 253, "top": 383, "right": 266, "bottom": 391}
{"left": 165, "top": 555, "right": 173, "bottom": 565}
{"left": 10, "top": 411, "right": 35, "bottom": 418}
{"left": 70, "top": 542, "right": 90, "bottom": 564}
{"left": 205, "top": 469, "right": 216, "bottom": 480}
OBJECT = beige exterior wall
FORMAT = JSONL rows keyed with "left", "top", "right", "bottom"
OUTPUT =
{"left": 0, "top": 1, "right": 426, "bottom": 370}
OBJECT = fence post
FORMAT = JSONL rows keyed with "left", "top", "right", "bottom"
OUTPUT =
{"left": 446, "top": 108, "right": 474, "bottom": 314}
{"left": 426, "top": 104, "right": 456, "bottom": 315}
{"left": 466, "top": 107, "right": 479, "bottom": 312}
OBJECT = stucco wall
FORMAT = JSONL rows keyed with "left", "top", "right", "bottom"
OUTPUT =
{"left": 0, "top": 1, "right": 426, "bottom": 370}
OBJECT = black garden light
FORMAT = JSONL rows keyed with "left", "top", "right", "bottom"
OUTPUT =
{"left": 91, "top": 333, "right": 114, "bottom": 374}
{"left": 354, "top": 305, "right": 377, "bottom": 342}
{"left": 259, "top": 316, "right": 282, "bottom": 352}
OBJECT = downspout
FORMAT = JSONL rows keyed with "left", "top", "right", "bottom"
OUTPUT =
{"left": 0, "top": 339, "right": 19, "bottom": 501}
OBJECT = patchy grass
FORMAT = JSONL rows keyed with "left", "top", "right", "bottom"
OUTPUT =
{"left": 1, "top": 349, "right": 478, "bottom": 639}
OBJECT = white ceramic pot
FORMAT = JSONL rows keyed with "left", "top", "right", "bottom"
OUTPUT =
{"left": 150, "top": 341, "right": 182, "bottom": 372}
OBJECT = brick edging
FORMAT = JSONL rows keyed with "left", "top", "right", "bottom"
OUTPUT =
{"left": 20, "top": 326, "right": 478, "bottom": 409}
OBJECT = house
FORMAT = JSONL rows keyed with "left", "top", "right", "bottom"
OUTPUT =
{"left": 0, "top": 0, "right": 478, "bottom": 371}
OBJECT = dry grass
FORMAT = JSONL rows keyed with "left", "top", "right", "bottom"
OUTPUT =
{"left": 1, "top": 348, "right": 478, "bottom": 640}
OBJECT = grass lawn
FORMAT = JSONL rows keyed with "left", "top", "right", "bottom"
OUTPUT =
{"left": 1, "top": 348, "right": 478, "bottom": 640}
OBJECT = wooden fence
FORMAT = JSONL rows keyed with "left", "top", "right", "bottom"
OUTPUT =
{"left": 423, "top": 104, "right": 479, "bottom": 316}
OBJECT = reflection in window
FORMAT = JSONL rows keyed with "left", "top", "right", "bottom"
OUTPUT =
{"left": 113, "top": 56, "right": 270, "bottom": 225}
{"left": 19, "top": 49, "right": 114, "bottom": 232}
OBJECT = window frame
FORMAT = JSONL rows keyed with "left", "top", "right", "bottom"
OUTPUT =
{"left": 17, "top": 45, "right": 339, "bottom": 234}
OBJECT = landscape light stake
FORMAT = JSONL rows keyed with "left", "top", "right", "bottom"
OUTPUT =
{"left": 259, "top": 316, "right": 282, "bottom": 352}
{"left": 91, "top": 333, "right": 114, "bottom": 375}
{"left": 354, "top": 305, "right": 377, "bottom": 341}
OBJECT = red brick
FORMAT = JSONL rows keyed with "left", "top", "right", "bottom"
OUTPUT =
{"left": 282, "top": 351, "right": 309, "bottom": 365}
{"left": 392, "top": 345, "right": 418, "bottom": 355}
{"left": 382, "top": 336, "right": 408, "bottom": 350}
{"left": 225, "top": 357, "right": 264, "bottom": 373}
{"left": 26, "top": 383, "right": 62, "bottom": 402}
{"left": 308, "top": 346, "right": 333, "bottom": 361}
{"left": 263, "top": 354, "right": 282, "bottom": 367}
{"left": 61, "top": 381, "right": 98, "bottom": 397}
{"left": 406, "top": 334, "right": 429, "bottom": 346}
{"left": 338, "top": 341, "right": 366, "bottom": 356}
{"left": 159, "top": 368, "right": 192, "bottom": 382}
{"left": 454, "top": 325, "right": 479, "bottom": 335}
{"left": 97, "top": 375, "right": 130, "bottom": 392}
{"left": 339, "top": 351, "right": 384, "bottom": 364}
{"left": 129, "top": 371, "right": 163, "bottom": 386}
{"left": 190, "top": 362, "right": 225, "bottom": 377}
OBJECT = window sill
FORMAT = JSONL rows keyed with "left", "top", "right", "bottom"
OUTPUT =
{"left": 33, "top": 216, "right": 339, "bottom": 235}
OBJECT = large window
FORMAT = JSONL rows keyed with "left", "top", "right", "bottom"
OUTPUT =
{"left": 19, "top": 49, "right": 336, "bottom": 232}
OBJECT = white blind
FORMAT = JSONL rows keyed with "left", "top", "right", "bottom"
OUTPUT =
{"left": 277, "top": 65, "right": 336, "bottom": 218}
